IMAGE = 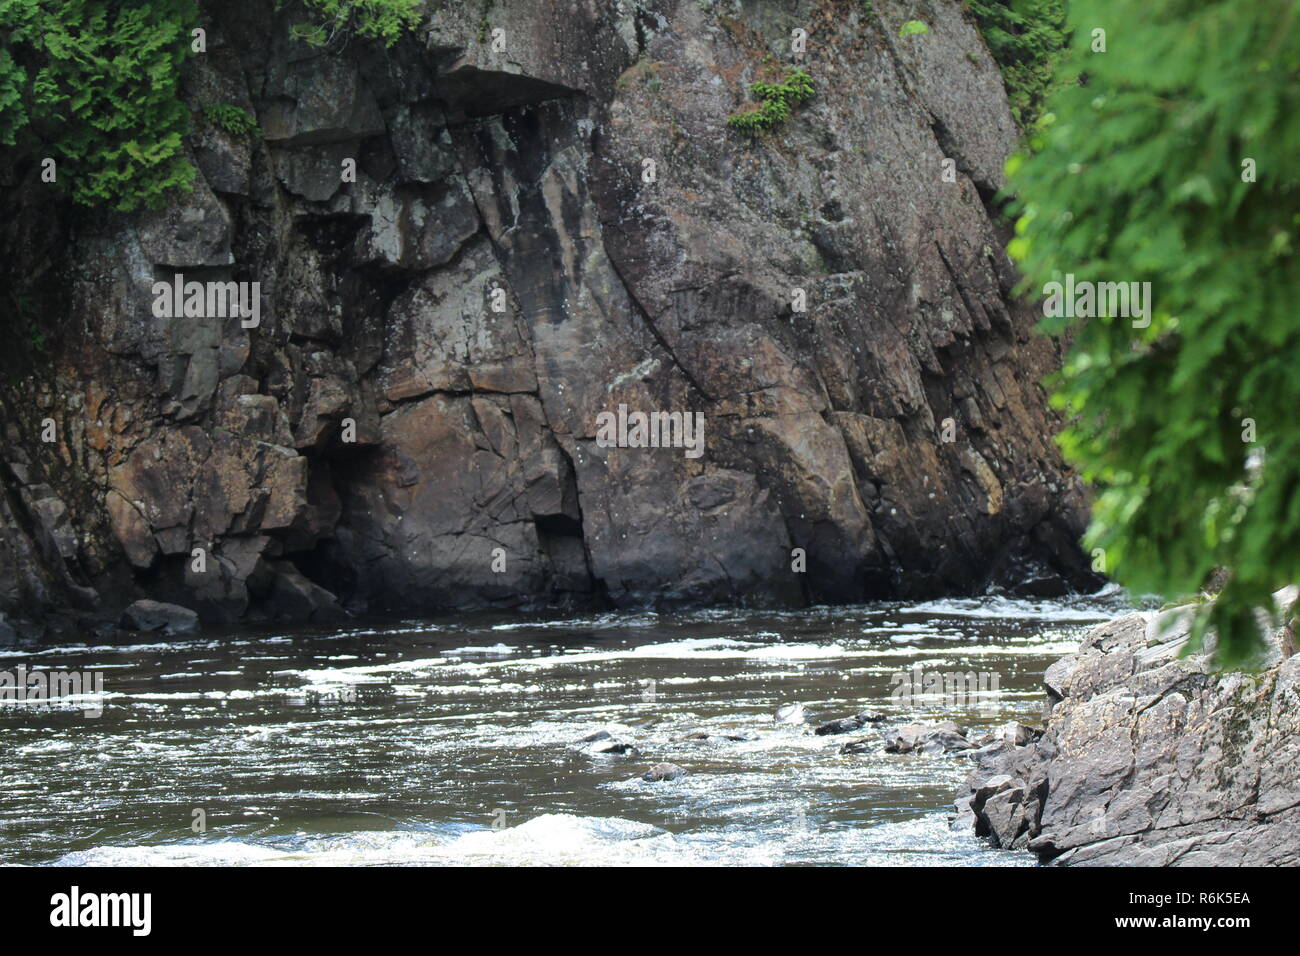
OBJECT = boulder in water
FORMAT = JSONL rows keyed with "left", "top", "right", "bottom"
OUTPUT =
{"left": 815, "top": 711, "right": 884, "bottom": 735}
{"left": 571, "top": 729, "right": 640, "bottom": 758}
{"left": 642, "top": 762, "right": 686, "bottom": 782}
{"left": 815, "top": 716, "right": 864, "bottom": 736}
{"left": 974, "top": 721, "right": 1040, "bottom": 748}
{"left": 883, "top": 721, "right": 973, "bottom": 754}
{"left": 120, "top": 600, "right": 200, "bottom": 636}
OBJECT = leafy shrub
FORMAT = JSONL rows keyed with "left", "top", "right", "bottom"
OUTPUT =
{"left": 726, "top": 67, "right": 815, "bottom": 134}
{"left": 0, "top": 0, "right": 423, "bottom": 211}
{"left": 203, "top": 103, "right": 258, "bottom": 137}
{"left": 967, "top": 0, "right": 1070, "bottom": 130}
{"left": 0, "top": 0, "right": 199, "bottom": 211}
{"left": 286, "top": 0, "right": 422, "bottom": 49}
{"left": 1005, "top": 0, "right": 1300, "bottom": 666}
{"left": 898, "top": 19, "right": 929, "bottom": 38}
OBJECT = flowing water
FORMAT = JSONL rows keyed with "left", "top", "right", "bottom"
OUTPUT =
{"left": 0, "top": 589, "right": 1138, "bottom": 866}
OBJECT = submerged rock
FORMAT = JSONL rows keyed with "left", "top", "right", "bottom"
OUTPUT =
{"left": 961, "top": 592, "right": 1300, "bottom": 865}
{"left": 571, "top": 730, "right": 640, "bottom": 758}
{"left": 815, "top": 711, "right": 885, "bottom": 735}
{"left": 674, "top": 729, "right": 749, "bottom": 743}
{"left": 839, "top": 738, "right": 875, "bottom": 755}
{"left": 642, "top": 762, "right": 686, "bottom": 782}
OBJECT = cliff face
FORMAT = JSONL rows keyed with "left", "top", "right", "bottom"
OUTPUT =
{"left": 0, "top": 0, "right": 1096, "bottom": 638}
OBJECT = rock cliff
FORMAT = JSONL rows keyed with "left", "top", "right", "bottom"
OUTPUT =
{"left": 0, "top": 0, "right": 1097, "bottom": 638}
{"left": 960, "top": 594, "right": 1300, "bottom": 865}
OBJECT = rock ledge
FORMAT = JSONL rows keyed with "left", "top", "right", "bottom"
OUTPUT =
{"left": 959, "top": 591, "right": 1300, "bottom": 866}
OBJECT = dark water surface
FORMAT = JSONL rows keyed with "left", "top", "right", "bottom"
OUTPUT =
{"left": 0, "top": 590, "right": 1137, "bottom": 866}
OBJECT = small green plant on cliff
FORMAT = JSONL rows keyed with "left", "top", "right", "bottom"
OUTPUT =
{"left": 0, "top": 0, "right": 199, "bottom": 211}
{"left": 203, "top": 104, "right": 258, "bottom": 138}
{"left": 726, "top": 67, "right": 815, "bottom": 134}
{"left": 286, "top": 0, "right": 422, "bottom": 49}
{"left": 898, "top": 19, "right": 929, "bottom": 38}
{"left": 1006, "top": 0, "right": 1300, "bottom": 668}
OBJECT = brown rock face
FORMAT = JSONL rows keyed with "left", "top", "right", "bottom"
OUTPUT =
{"left": 0, "top": 0, "right": 1096, "bottom": 636}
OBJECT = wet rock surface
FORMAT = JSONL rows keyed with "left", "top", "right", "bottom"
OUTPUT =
{"left": 0, "top": 0, "right": 1096, "bottom": 636}
{"left": 959, "top": 593, "right": 1300, "bottom": 865}
{"left": 642, "top": 762, "right": 687, "bottom": 782}
{"left": 883, "top": 720, "right": 974, "bottom": 754}
{"left": 120, "top": 599, "right": 200, "bottom": 636}
{"left": 571, "top": 730, "right": 642, "bottom": 758}
{"left": 814, "top": 711, "right": 885, "bottom": 735}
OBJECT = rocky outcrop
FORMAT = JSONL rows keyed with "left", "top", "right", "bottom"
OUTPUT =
{"left": 960, "top": 592, "right": 1300, "bottom": 865}
{"left": 0, "top": 0, "right": 1097, "bottom": 639}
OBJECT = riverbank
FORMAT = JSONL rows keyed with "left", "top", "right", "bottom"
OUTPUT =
{"left": 957, "top": 589, "right": 1300, "bottom": 865}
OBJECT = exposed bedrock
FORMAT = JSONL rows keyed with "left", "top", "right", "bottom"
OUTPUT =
{"left": 0, "top": 0, "right": 1097, "bottom": 636}
{"left": 960, "top": 592, "right": 1300, "bottom": 865}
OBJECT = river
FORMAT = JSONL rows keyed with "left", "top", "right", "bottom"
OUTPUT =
{"left": 0, "top": 588, "right": 1137, "bottom": 866}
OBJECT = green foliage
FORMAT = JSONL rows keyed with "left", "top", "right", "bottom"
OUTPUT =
{"left": 726, "top": 67, "right": 815, "bottom": 134}
{"left": 967, "top": 0, "right": 1070, "bottom": 130}
{"left": 1005, "top": 0, "right": 1300, "bottom": 667}
{"left": 898, "top": 19, "right": 929, "bottom": 38}
{"left": 286, "top": 0, "right": 422, "bottom": 49}
{"left": 0, "top": 49, "right": 27, "bottom": 146}
{"left": 0, "top": 1, "right": 423, "bottom": 211}
{"left": 203, "top": 103, "right": 258, "bottom": 137}
{"left": 0, "top": 0, "right": 198, "bottom": 211}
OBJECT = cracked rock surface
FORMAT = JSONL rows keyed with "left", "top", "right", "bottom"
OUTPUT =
{"left": 961, "top": 590, "right": 1300, "bottom": 865}
{"left": 0, "top": 0, "right": 1096, "bottom": 636}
